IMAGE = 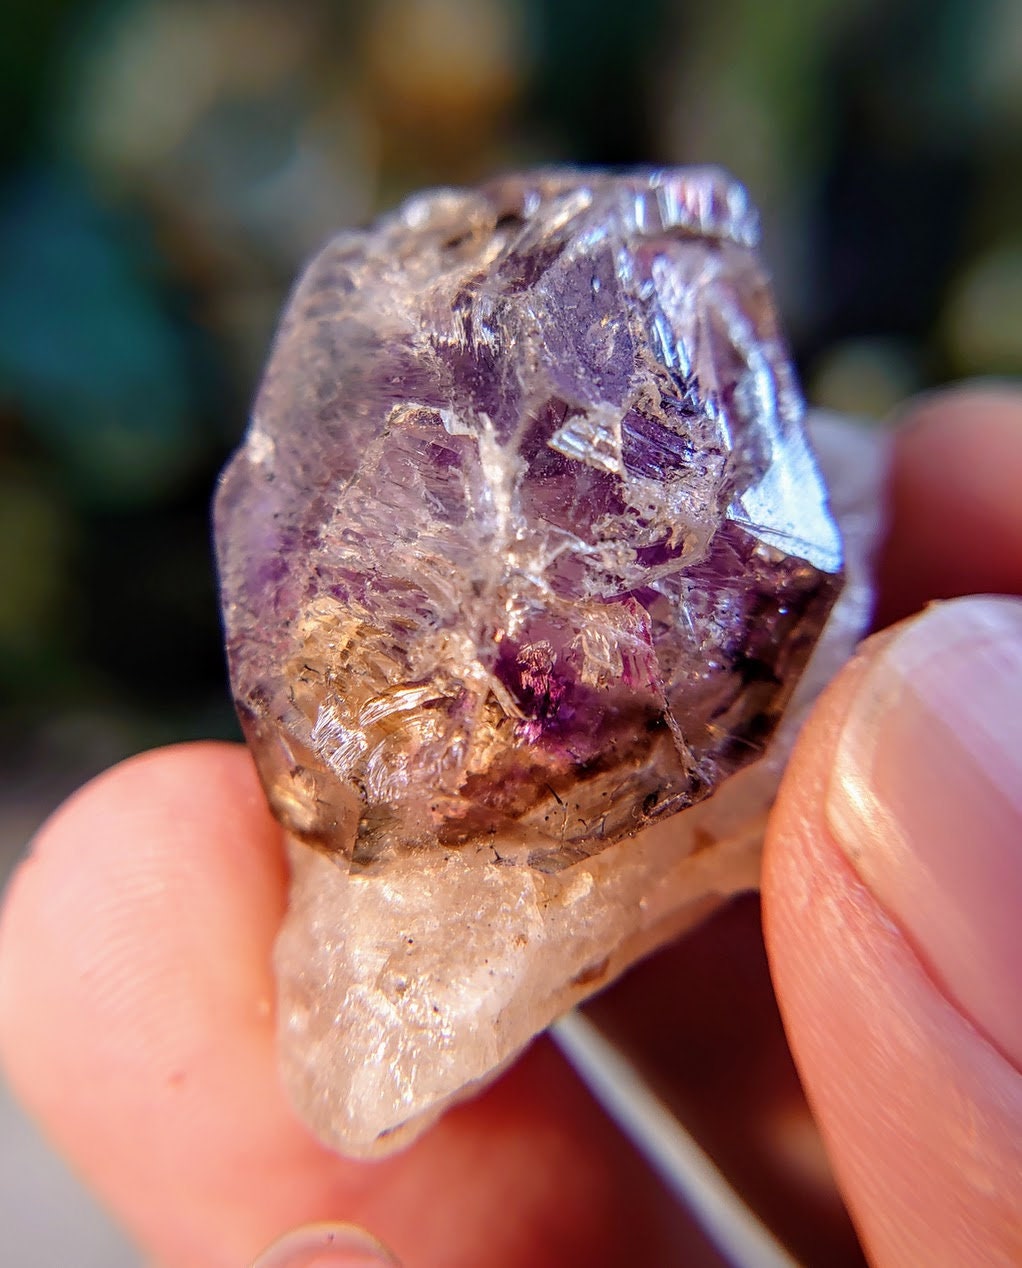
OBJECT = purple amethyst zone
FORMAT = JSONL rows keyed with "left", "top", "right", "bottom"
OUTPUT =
{"left": 215, "top": 168, "right": 843, "bottom": 871}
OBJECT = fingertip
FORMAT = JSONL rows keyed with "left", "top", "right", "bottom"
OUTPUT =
{"left": 0, "top": 741, "right": 286, "bottom": 1082}
{"left": 0, "top": 742, "right": 294, "bottom": 1267}
{"left": 28, "top": 740, "right": 285, "bottom": 895}
{"left": 2, "top": 742, "right": 284, "bottom": 929}
{"left": 877, "top": 380, "right": 1022, "bottom": 624}
{"left": 892, "top": 378, "right": 1021, "bottom": 432}
{"left": 764, "top": 607, "right": 1022, "bottom": 1264}
{"left": 253, "top": 1221, "right": 401, "bottom": 1268}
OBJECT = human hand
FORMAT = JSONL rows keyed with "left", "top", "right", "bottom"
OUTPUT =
{"left": 1, "top": 384, "right": 1019, "bottom": 1267}
{"left": 765, "top": 384, "right": 1022, "bottom": 1264}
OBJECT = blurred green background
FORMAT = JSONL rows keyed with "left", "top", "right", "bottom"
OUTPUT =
{"left": 1, "top": 0, "right": 1019, "bottom": 790}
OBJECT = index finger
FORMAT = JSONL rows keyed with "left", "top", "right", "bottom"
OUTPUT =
{"left": 0, "top": 742, "right": 696, "bottom": 1268}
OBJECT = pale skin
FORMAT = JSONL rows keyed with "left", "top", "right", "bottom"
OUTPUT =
{"left": 0, "top": 386, "right": 1020, "bottom": 1267}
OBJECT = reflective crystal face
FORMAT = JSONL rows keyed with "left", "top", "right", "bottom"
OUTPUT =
{"left": 215, "top": 168, "right": 843, "bottom": 871}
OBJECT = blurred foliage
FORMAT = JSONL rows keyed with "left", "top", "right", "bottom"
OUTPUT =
{"left": 0, "top": 171, "right": 205, "bottom": 504}
{"left": 0, "top": 0, "right": 1018, "bottom": 771}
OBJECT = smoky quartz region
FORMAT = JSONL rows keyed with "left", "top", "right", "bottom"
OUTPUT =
{"left": 215, "top": 168, "right": 843, "bottom": 873}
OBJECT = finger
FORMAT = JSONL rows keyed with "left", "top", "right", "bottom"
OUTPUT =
{"left": 876, "top": 382, "right": 1022, "bottom": 626}
{"left": 0, "top": 743, "right": 694, "bottom": 1268}
{"left": 764, "top": 596, "right": 1022, "bottom": 1265}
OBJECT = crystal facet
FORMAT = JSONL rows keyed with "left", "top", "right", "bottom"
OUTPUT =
{"left": 214, "top": 168, "right": 869, "bottom": 1156}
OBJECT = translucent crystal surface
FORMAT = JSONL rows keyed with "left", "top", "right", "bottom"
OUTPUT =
{"left": 214, "top": 168, "right": 869, "bottom": 1156}
{"left": 216, "top": 168, "right": 843, "bottom": 872}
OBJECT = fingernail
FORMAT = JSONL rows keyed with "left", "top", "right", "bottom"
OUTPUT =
{"left": 827, "top": 595, "right": 1022, "bottom": 1068}
{"left": 252, "top": 1221, "right": 401, "bottom": 1268}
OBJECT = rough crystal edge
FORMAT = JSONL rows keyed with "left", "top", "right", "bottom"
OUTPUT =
{"left": 392, "top": 165, "right": 761, "bottom": 251}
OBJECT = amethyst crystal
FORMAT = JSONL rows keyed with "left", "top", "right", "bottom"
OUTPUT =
{"left": 213, "top": 168, "right": 877, "bottom": 1157}
{"left": 215, "top": 168, "right": 843, "bottom": 873}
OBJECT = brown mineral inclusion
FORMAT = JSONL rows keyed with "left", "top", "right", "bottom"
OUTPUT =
{"left": 214, "top": 168, "right": 875, "bottom": 1156}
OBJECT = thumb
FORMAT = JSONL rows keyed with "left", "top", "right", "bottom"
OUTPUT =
{"left": 764, "top": 595, "right": 1022, "bottom": 1265}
